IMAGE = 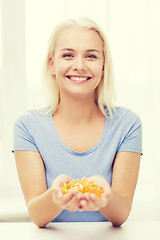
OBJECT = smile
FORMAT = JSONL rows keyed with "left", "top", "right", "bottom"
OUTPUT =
{"left": 66, "top": 75, "right": 92, "bottom": 82}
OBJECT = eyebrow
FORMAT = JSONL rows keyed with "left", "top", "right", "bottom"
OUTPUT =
{"left": 60, "top": 48, "right": 100, "bottom": 53}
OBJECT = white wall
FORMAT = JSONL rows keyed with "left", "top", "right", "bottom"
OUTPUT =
{"left": 0, "top": 0, "right": 27, "bottom": 191}
{"left": 0, "top": 0, "right": 160, "bottom": 221}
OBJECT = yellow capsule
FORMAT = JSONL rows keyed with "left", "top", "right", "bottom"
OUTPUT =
{"left": 61, "top": 177, "right": 104, "bottom": 198}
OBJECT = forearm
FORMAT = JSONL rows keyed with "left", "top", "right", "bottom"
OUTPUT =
{"left": 27, "top": 187, "right": 62, "bottom": 228}
{"left": 100, "top": 191, "right": 132, "bottom": 227}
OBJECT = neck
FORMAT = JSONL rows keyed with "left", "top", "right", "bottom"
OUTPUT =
{"left": 54, "top": 93, "right": 101, "bottom": 124}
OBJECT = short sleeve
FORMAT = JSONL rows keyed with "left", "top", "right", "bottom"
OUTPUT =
{"left": 12, "top": 114, "right": 39, "bottom": 152}
{"left": 117, "top": 111, "right": 143, "bottom": 154}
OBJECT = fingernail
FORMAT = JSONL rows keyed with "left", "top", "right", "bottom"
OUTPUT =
{"left": 79, "top": 206, "right": 84, "bottom": 211}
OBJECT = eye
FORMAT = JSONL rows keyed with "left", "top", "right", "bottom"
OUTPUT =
{"left": 62, "top": 53, "right": 74, "bottom": 59}
{"left": 86, "top": 54, "right": 97, "bottom": 59}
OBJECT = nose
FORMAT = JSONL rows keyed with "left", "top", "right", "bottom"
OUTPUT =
{"left": 72, "top": 55, "right": 87, "bottom": 72}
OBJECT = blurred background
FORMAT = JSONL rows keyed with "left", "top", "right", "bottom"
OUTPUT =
{"left": 0, "top": 0, "right": 160, "bottom": 222}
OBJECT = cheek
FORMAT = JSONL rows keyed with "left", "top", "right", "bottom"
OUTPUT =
{"left": 93, "top": 65, "right": 104, "bottom": 79}
{"left": 55, "top": 61, "right": 72, "bottom": 77}
{"left": 93, "top": 69, "right": 104, "bottom": 87}
{"left": 89, "top": 60, "right": 103, "bottom": 74}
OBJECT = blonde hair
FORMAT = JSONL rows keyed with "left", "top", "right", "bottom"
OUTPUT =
{"left": 41, "top": 17, "right": 116, "bottom": 118}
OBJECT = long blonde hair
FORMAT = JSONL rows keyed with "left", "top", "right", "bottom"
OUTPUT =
{"left": 41, "top": 17, "right": 116, "bottom": 118}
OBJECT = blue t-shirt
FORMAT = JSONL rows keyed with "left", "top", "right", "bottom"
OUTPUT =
{"left": 13, "top": 107, "right": 142, "bottom": 222}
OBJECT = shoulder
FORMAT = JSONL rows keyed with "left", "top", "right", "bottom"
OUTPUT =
{"left": 15, "top": 109, "right": 50, "bottom": 122}
{"left": 113, "top": 107, "right": 143, "bottom": 154}
{"left": 114, "top": 107, "right": 142, "bottom": 124}
{"left": 105, "top": 107, "right": 142, "bottom": 135}
{"left": 15, "top": 110, "right": 38, "bottom": 126}
{"left": 14, "top": 109, "right": 50, "bottom": 131}
{"left": 113, "top": 107, "right": 142, "bottom": 141}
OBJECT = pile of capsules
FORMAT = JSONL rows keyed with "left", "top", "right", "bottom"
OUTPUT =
{"left": 61, "top": 177, "right": 104, "bottom": 199}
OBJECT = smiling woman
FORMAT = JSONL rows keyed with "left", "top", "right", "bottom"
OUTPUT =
{"left": 43, "top": 18, "right": 115, "bottom": 118}
{"left": 13, "top": 18, "right": 142, "bottom": 227}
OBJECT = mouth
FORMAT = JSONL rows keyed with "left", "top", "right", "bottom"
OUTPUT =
{"left": 66, "top": 75, "right": 92, "bottom": 83}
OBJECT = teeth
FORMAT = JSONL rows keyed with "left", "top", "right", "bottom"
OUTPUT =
{"left": 69, "top": 77, "right": 89, "bottom": 81}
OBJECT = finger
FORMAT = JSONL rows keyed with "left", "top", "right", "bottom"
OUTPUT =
{"left": 100, "top": 189, "right": 112, "bottom": 206}
{"left": 63, "top": 192, "right": 81, "bottom": 212}
{"left": 75, "top": 192, "right": 86, "bottom": 211}
{"left": 91, "top": 193, "right": 109, "bottom": 208}
{"left": 85, "top": 193, "right": 105, "bottom": 211}
{"left": 52, "top": 187, "right": 77, "bottom": 206}
{"left": 101, "top": 194, "right": 109, "bottom": 207}
{"left": 61, "top": 189, "right": 79, "bottom": 206}
{"left": 52, "top": 187, "right": 63, "bottom": 204}
{"left": 105, "top": 189, "right": 112, "bottom": 198}
{"left": 52, "top": 175, "right": 73, "bottom": 191}
{"left": 84, "top": 200, "right": 97, "bottom": 211}
{"left": 78, "top": 199, "right": 87, "bottom": 211}
{"left": 90, "top": 194, "right": 102, "bottom": 210}
{"left": 80, "top": 194, "right": 97, "bottom": 211}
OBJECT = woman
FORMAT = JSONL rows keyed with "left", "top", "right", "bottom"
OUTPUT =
{"left": 13, "top": 18, "right": 142, "bottom": 227}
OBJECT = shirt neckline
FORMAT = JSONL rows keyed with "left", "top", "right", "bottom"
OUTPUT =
{"left": 49, "top": 115, "right": 108, "bottom": 156}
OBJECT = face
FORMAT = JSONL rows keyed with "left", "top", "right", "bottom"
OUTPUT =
{"left": 49, "top": 27, "right": 104, "bottom": 99}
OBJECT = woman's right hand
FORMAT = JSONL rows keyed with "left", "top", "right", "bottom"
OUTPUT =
{"left": 51, "top": 174, "right": 82, "bottom": 212}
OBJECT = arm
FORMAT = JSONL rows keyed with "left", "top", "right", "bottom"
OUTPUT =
{"left": 14, "top": 151, "right": 62, "bottom": 227}
{"left": 79, "top": 152, "right": 141, "bottom": 226}
{"left": 100, "top": 151, "right": 141, "bottom": 226}
{"left": 14, "top": 150, "right": 84, "bottom": 227}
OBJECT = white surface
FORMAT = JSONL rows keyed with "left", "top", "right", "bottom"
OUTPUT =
{"left": 0, "top": 222, "right": 160, "bottom": 240}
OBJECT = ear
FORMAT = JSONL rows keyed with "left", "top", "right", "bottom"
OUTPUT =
{"left": 101, "top": 65, "right": 104, "bottom": 77}
{"left": 48, "top": 57, "right": 55, "bottom": 75}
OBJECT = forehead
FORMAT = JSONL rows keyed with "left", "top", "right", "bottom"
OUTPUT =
{"left": 55, "top": 27, "right": 103, "bottom": 52}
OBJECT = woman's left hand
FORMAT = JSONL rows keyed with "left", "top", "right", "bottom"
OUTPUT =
{"left": 78, "top": 175, "right": 112, "bottom": 212}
